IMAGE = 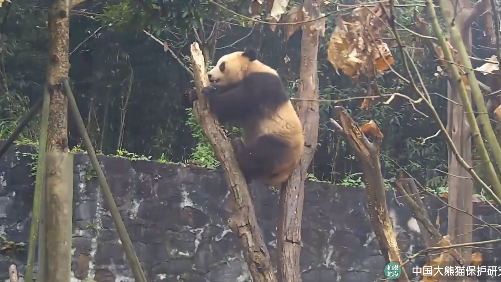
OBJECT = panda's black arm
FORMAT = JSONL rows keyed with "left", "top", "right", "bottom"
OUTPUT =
{"left": 206, "top": 73, "right": 289, "bottom": 123}
{"left": 205, "top": 84, "right": 253, "bottom": 123}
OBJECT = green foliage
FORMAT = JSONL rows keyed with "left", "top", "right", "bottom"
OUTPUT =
{"left": 158, "top": 153, "right": 172, "bottom": 163}
{"left": 69, "top": 144, "right": 85, "bottom": 153}
{"left": 0, "top": 93, "right": 40, "bottom": 142}
{"left": 340, "top": 173, "right": 365, "bottom": 188}
{"left": 0, "top": 233, "right": 25, "bottom": 258}
{"left": 22, "top": 150, "right": 38, "bottom": 179}
{"left": 115, "top": 148, "right": 152, "bottom": 161}
{"left": 185, "top": 108, "right": 219, "bottom": 169}
{"left": 100, "top": 2, "right": 136, "bottom": 29}
{"left": 101, "top": 0, "right": 214, "bottom": 33}
{"left": 85, "top": 163, "right": 98, "bottom": 181}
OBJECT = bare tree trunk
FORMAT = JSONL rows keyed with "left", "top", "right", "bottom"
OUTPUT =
{"left": 277, "top": 1, "right": 321, "bottom": 281}
{"left": 44, "top": 0, "right": 73, "bottom": 280}
{"left": 443, "top": 0, "right": 474, "bottom": 270}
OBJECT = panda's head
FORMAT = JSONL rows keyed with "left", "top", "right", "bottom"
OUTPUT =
{"left": 207, "top": 49, "right": 259, "bottom": 88}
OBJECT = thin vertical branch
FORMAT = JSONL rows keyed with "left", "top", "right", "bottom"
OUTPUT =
{"left": 62, "top": 78, "right": 148, "bottom": 282}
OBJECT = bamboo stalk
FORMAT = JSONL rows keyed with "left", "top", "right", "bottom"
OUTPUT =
{"left": 25, "top": 87, "right": 50, "bottom": 282}
{"left": 0, "top": 96, "right": 43, "bottom": 160}
{"left": 389, "top": 0, "right": 501, "bottom": 205}
{"left": 61, "top": 78, "right": 147, "bottom": 282}
{"left": 426, "top": 0, "right": 501, "bottom": 200}
{"left": 438, "top": 0, "right": 501, "bottom": 176}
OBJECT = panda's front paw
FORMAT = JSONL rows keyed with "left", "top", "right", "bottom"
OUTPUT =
{"left": 201, "top": 86, "right": 217, "bottom": 96}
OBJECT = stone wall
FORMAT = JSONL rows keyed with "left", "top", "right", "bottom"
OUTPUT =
{"left": 0, "top": 142, "right": 500, "bottom": 282}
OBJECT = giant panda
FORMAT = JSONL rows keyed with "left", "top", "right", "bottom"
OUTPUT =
{"left": 189, "top": 48, "right": 304, "bottom": 187}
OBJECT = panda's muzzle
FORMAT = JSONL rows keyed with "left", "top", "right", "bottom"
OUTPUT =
{"left": 208, "top": 74, "right": 220, "bottom": 84}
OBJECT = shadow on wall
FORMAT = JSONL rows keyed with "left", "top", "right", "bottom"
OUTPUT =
{"left": 0, "top": 141, "right": 500, "bottom": 282}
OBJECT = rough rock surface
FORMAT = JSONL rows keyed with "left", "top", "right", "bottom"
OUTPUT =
{"left": 0, "top": 142, "right": 500, "bottom": 281}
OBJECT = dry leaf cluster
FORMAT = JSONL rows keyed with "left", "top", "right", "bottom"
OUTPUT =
{"left": 327, "top": 2, "right": 394, "bottom": 78}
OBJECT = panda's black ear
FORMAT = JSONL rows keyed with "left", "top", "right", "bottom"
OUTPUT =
{"left": 242, "top": 48, "right": 257, "bottom": 61}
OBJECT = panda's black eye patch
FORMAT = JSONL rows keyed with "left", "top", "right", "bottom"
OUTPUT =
{"left": 219, "top": 62, "right": 226, "bottom": 72}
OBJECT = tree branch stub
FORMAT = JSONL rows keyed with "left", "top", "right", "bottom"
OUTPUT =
{"left": 330, "top": 107, "right": 409, "bottom": 282}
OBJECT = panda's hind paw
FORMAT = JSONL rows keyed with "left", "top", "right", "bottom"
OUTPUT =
{"left": 201, "top": 86, "right": 217, "bottom": 96}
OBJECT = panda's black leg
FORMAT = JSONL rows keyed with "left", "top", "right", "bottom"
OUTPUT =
{"left": 229, "top": 138, "right": 254, "bottom": 184}
{"left": 233, "top": 135, "right": 291, "bottom": 183}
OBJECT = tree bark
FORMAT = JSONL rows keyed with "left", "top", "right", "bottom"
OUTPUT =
{"left": 44, "top": 0, "right": 72, "bottom": 280}
{"left": 47, "top": 0, "right": 70, "bottom": 152}
{"left": 45, "top": 152, "right": 73, "bottom": 282}
{"left": 190, "top": 42, "right": 277, "bottom": 282}
{"left": 277, "top": 1, "right": 321, "bottom": 281}
{"left": 442, "top": 0, "right": 474, "bottom": 270}
{"left": 330, "top": 109, "right": 409, "bottom": 282}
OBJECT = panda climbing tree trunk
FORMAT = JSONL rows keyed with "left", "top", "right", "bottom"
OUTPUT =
{"left": 189, "top": 42, "right": 278, "bottom": 282}
{"left": 277, "top": 0, "right": 322, "bottom": 281}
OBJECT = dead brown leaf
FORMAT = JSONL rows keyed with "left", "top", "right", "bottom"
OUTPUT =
{"left": 438, "top": 192, "right": 448, "bottom": 198}
{"left": 432, "top": 42, "right": 470, "bottom": 87}
{"left": 436, "top": 235, "right": 451, "bottom": 248}
{"left": 359, "top": 120, "right": 384, "bottom": 140}
{"left": 327, "top": 2, "right": 394, "bottom": 78}
{"left": 421, "top": 252, "right": 447, "bottom": 281}
{"left": 435, "top": 213, "right": 440, "bottom": 230}
{"left": 495, "top": 104, "right": 501, "bottom": 122}
{"left": 360, "top": 98, "right": 374, "bottom": 110}
{"left": 436, "top": 235, "right": 465, "bottom": 266}
{"left": 472, "top": 252, "right": 483, "bottom": 267}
